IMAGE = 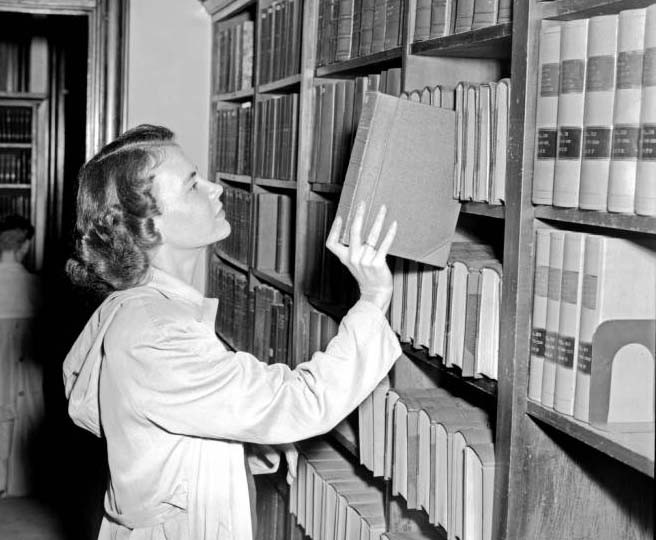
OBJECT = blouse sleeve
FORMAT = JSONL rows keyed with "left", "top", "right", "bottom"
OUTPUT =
{"left": 135, "top": 299, "right": 401, "bottom": 444}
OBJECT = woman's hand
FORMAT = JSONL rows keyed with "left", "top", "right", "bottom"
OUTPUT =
{"left": 326, "top": 202, "right": 397, "bottom": 313}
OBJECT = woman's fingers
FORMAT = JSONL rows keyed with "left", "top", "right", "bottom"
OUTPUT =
{"left": 373, "top": 220, "right": 398, "bottom": 264}
{"left": 349, "top": 201, "right": 365, "bottom": 251}
{"left": 365, "top": 205, "right": 387, "bottom": 248}
{"left": 326, "top": 216, "right": 348, "bottom": 260}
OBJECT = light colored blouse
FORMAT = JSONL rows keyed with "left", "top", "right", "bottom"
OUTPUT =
{"left": 63, "top": 268, "right": 401, "bottom": 539}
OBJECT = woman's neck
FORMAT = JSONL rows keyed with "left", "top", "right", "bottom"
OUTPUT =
{"left": 150, "top": 245, "right": 204, "bottom": 286}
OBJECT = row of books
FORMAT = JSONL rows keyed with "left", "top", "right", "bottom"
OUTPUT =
{"left": 291, "top": 441, "right": 387, "bottom": 540}
{"left": 258, "top": 0, "right": 302, "bottom": 85}
{"left": 209, "top": 260, "right": 253, "bottom": 351}
{"left": 0, "top": 149, "right": 31, "bottom": 184}
{"left": 358, "top": 385, "right": 494, "bottom": 539}
{"left": 527, "top": 229, "right": 655, "bottom": 428}
{"left": 532, "top": 6, "right": 656, "bottom": 217}
{"left": 452, "top": 79, "right": 510, "bottom": 204}
{"left": 213, "top": 16, "right": 254, "bottom": 94}
{"left": 253, "top": 283, "right": 293, "bottom": 366}
{"left": 254, "top": 476, "right": 289, "bottom": 540}
{"left": 0, "top": 107, "right": 32, "bottom": 143}
{"left": 310, "top": 68, "right": 402, "bottom": 185}
{"left": 305, "top": 199, "right": 358, "bottom": 308}
{"left": 255, "top": 192, "right": 294, "bottom": 278}
{"left": 413, "top": 0, "right": 512, "bottom": 42}
{"left": 390, "top": 243, "right": 502, "bottom": 380}
{"left": 0, "top": 194, "right": 30, "bottom": 219}
{"left": 307, "top": 307, "right": 339, "bottom": 361}
{"left": 217, "top": 185, "right": 251, "bottom": 265}
{"left": 316, "top": 0, "right": 403, "bottom": 67}
{"left": 255, "top": 93, "right": 299, "bottom": 181}
{"left": 0, "top": 41, "right": 29, "bottom": 93}
{"left": 215, "top": 104, "right": 252, "bottom": 176}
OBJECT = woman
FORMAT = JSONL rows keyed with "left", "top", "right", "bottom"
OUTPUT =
{"left": 63, "top": 125, "right": 400, "bottom": 539}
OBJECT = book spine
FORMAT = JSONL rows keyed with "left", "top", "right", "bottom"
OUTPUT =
{"left": 275, "top": 195, "right": 292, "bottom": 275}
{"left": 454, "top": 82, "right": 466, "bottom": 199}
{"left": 359, "top": 0, "right": 376, "bottom": 56}
{"left": 384, "top": 0, "right": 401, "bottom": 50}
{"left": 573, "top": 235, "right": 604, "bottom": 422}
{"left": 352, "top": 0, "right": 363, "bottom": 57}
{"left": 462, "top": 269, "right": 481, "bottom": 377}
{"left": 414, "top": 0, "right": 432, "bottom": 42}
{"left": 578, "top": 15, "right": 619, "bottom": 210}
{"left": 541, "top": 230, "right": 564, "bottom": 407}
{"left": 454, "top": 0, "right": 474, "bottom": 34}
{"left": 336, "top": 0, "right": 355, "bottom": 61}
{"left": 554, "top": 232, "right": 586, "bottom": 415}
{"left": 371, "top": 0, "right": 388, "bottom": 54}
{"left": 497, "top": 0, "right": 511, "bottom": 24}
{"left": 608, "top": 8, "right": 647, "bottom": 213}
{"left": 532, "top": 22, "right": 562, "bottom": 205}
{"left": 553, "top": 18, "right": 589, "bottom": 208}
{"left": 471, "top": 0, "right": 498, "bottom": 31}
{"left": 635, "top": 4, "right": 656, "bottom": 216}
{"left": 528, "top": 229, "right": 551, "bottom": 402}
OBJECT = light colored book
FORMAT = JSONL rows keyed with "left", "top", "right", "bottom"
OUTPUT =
{"left": 463, "top": 442, "right": 495, "bottom": 540}
{"left": 402, "top": 260, "right": 420, "bottom": 343}
{"left": 532, "top": 21, "right": 562, "bottom": 205}
{"left": 475, "top": 263, "right": 502, "bottom": 380}
{"left": 607, "top": 8, "right": 647, "bottom": 213}
{"left": 553, "top": 18, "right": 589, "bottom": 208}
{"left": 415, "top": 264, "right": 436, "bottom": 349}
{"left": 429, "top": 266, "right": 449, "bottom": 358}
{"left": 490, "top": 78, "right": 510, "bottom": 205}
{"left": 578, "top": 14, "right": 619, "bottom": 210}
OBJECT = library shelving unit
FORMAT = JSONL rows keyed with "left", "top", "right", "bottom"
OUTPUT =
{"left": 201, "top": 0, "right": 655, "bottom": 539}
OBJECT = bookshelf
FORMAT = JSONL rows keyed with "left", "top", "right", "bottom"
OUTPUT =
{"left": 202, "top": 1, "right": 655, "bottom": 540}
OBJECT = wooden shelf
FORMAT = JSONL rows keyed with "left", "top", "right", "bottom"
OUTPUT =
{"left": 0, "top": 184, "right": 31, "bottom": 190}
{"left": 310, "top": 182, "right": 342, "bottom": 194}
{"left": 0, "top": 92, "right": 47, "bottom": 101}
{"left": 411, "top": 23, "right": 512, "bottom": 59}
{"left": 215, "top": 329, "right": 237, "bottom": 352}
{"left": 212, "top": 87, "right": 254, "bottom": 102}
{"left": 0, "top": 142, "right": 32, "bottom": 148}
{"left": 214, "top": 248, "right": 249, "bottom": 273}
{"left": 315, "top": 47, "right": 403, "bottom": 77}
{"left": 251, "top": 267, "right": 294, "bottom": 295}
{"left": 537, "top": 0, "right": 656, "bottom": 20}
{"left": 216, "top": 172, "right": 251, "bottom": 185}
{"left": 526, "top": 400, "right": 655, "bottom": 478}
{"left": 203, "top": 0, "right": 255, "bottom": 19}
{"left": 460, "top": 201, "right": 505, "bottom": 219}
{"left": 534, "top": 206, "right": 656, "bottom": 235}
{"left": 401, "top": 344, "right": 498, "bottom": 401}
{"left": 255, "top": 177, "right": 298, "bottom": 190}
{"left": 258, "top": 74, "right": 303, "bottom": 94}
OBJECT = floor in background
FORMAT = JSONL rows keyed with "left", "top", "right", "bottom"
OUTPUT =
{"left": 0, "top": 497, "right": 65, "bottom": 540}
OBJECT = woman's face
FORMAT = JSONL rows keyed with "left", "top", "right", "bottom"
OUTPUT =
{"left": 151, "top": 145, "right": 230, "bottom": 249}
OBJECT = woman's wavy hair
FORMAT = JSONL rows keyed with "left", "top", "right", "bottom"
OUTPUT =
{"left": 66, "top": 124, "right": 177, "bottom": 295}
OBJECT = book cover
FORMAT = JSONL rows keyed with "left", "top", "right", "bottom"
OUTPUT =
{"left": 608, "top": 8, "right": 647, "bottom": 213}
{"left": 335, "top": 91, "right": 460, "bottom": 267}
{"left": 359, "top": 0, "right": 376, "bottom": 56}
{"left": 371, "top": 0, "right": 388, "bottom": 53}
{"left": 553, "top": 18, "right": 589, "bottom": 208}
{"left": 491, "top": 78, "right": 510, "bottom": 204}
{"left": 414, "top": 0, "right": 432, "bottom": 42}
{"left": 454, "top": 0, "right": 474, "bottom": 34}
{"left": 532, "top": 21, "right": 562, "bottom": 205}
{"left": 429, "top": 0, "right": 456, "bottom": 38}
{"left": 472, "top": 0, "right": 498, "bottom": 31}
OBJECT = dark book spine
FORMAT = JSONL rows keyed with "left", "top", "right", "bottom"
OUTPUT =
{"left": 336, "top": 0, "right": 355, "bottom": 61}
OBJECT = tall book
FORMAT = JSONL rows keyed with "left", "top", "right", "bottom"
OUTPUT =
{"left": 454, "top": 0, "right": 474, "bottom": 34}
{"left": 635, "top": 4, "right": 656, "bottom": 216}
{"left": 553, "top": 232, "right": 586, "bottom": 415}
{"left": 578, "top": 14, "right": 619, "bottom": 211}
{"left": 414, "top": 0, "right": 432, "bottom": 42}
{"left": 528, "top": 229, "right": 551, "bottom": 402}
{"left": 552, "top": 18, "right": 589, "bottom": 208}
{"left": 540, "top": 231, "right": 565, "bottom": 408}
{"left": 607, "top": 8, "right": 647, "bottom": 213}
{"left": 336, "top": 0, "right": 355, "bottom": 61}
{"left": 532, "top": 21, "right": 562, "bottom": 205}
{"left": 336, "top": 92, "right": 460, "bottom": 267}
{"left": 573, "top": 235, "right": 656, "bottom": 423}
{"left": 429, "top": 0, "right": 456, "bottom": 38}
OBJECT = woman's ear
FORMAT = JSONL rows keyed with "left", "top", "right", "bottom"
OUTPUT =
{"left": 17, "top": 238, "right": 31, "bottom": 262}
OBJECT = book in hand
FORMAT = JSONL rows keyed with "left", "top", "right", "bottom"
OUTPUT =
{"left": 336, "top": 91, "right": 461, "bottom": 267}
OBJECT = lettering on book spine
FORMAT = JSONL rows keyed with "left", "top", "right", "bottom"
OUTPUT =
{"left": 557, "top": 335, "right": 575, "bottom": 368}
{"left": 639, "top": 124, "right": 656, "bottom": 160}
{"left": 558, "top": 127, "right": 583, "bottom": 159}
{"left": 612, "top": 125, "right": 640, "bottom": 160}
{"left": 560, "top": 59, "right": 585, "bottom": 94}
{"left": 578, "top": 342, "right": 592, "bottom": 374}
{"left": 616, "top": 50, "right": 644, "bottom": 89}
{"left": 538, "top": 129, "right": 558, "bottom": 159}
{"left": 531, "top": 328, "right": 546, "bottom": 357}
{"left": 583, "top": 127, "right": 612, "bottom": 159}
{"left": 545, "top": 331, "right": 558, "bottom": 362}
{"left": 541, "top": 63, "right": 560, "bottom": 97}
{"left": 582, "top": 274, "right": 598, "bottom": 310}
{"left": 586, "top": 55, "right": 615, "bottom": 91}
{"left": 643, "top": 48, "right": 656, "bottom": 86}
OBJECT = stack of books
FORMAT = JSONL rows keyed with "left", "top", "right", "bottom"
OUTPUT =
{"left": 212, "top": 15, "right": 254, "bottom": 94}
{"left": 0, "top": 149, "right": 30, "bottom": 184}
{"left": 316, "top": 0, "right": 404, "bottom": 67}
{"left": 216, "top": 186, "right": 251, "bottom": 265}
{"left": 528, "top": 229, "right": 656, "bottom": 428}
{"left": 254, "top": 192, "right": 294, "bottom": 279}
{"left": 310, "top": 68, "right": 402, "bottom": 186}
{"left": 257, "top": 0, "right": 303, "bottom": 85}
{"left": 0, "top": 106, "right": 32, "bottom": 142}
{"left": 254, "top": 93, "right": 299, "bottom": 181}
{"left": 389, "top": 243, "right": 502, "bottom": 381}
{"left": 413, "top": 0, "right": 512, "bottom": 42}
{"left": 215, "top": 103, "right": 252, "bottom": 175}
{"left": 532, "top": 6, "right": 656, "bottom": 216}
{"left": 452, "top": 79, "right": 510, "bottom": 205}
{"left": 291, "top": 441, "right": 387, "bottom": 540}
{"left": 358, "top": 386, "right": 495, "bottom": 540}
{"left": 253, "top": 284, "right": 293, "bottom": 366}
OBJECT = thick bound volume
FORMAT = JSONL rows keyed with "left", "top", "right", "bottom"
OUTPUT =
{"left": 528, "top": 229, "right": 550, "bottom": 401}
{"left": 336, "top": 91, "right": 460, "bottom": 267}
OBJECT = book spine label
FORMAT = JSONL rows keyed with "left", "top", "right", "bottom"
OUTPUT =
{"left": 636, "top": 8, "right": 656, "bottom": 216}
{"left": 533, "top": 22, "right": 562, "bottom": 205}
{"left": 608, "top": 9, "right": 647, "bottom": 212}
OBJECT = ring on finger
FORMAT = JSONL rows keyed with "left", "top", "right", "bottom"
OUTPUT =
{"left": 363, "top": 241, "right": 377, "bottom": 249}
